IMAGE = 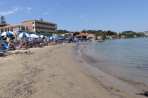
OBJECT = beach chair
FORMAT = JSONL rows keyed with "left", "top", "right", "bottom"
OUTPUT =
{"left": 0, "top": 46, "right": 7, "bottom": 56}
{"left": 0, "top": 51, "right": 4, "bottom": 56}
{"left": 17, "top": 40, "right": 28, "bottom": 50}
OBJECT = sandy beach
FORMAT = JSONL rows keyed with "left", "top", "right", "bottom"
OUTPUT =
{"left": 0, "top": 44, "right": 147, "bottom": 98}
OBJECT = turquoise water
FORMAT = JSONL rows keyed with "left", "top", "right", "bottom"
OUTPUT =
{"left": 82, "top": 38, "right": 148, "bottom": 85}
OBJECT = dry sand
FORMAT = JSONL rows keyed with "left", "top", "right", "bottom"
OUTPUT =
{"left": 0, "top": 44, "right": 147, "bottom": 98}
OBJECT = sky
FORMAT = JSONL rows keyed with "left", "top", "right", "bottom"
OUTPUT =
{"left": 0, "top": 0, "right": 148, "bottom": 32}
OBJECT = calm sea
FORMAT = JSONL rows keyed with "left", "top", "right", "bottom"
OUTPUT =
{"left": 81, "top": 38, "right": 148, "bottom": 85}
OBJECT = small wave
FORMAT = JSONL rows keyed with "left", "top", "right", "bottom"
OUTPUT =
{"left": 136, "top": 65, "right": 148, "bottom": 70}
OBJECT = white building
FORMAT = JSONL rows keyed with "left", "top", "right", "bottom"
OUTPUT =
{"left": 144, "top": 31, "right": 148, "bottom": 36}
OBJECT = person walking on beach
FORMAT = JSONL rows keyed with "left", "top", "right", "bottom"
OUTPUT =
{"left": 8, "top": 40, "right": 16, "bottom": 50}
{"left": 17, "top": 39, "right": 27, "bottom": 50}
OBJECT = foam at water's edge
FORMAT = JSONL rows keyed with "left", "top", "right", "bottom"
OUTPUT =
{"left": 72, "top": 42, "right": 148, "bottom": 97}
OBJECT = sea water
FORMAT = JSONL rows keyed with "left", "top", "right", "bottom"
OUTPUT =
{"left": 80, "top": 38, "right": 148, "bottom": 85}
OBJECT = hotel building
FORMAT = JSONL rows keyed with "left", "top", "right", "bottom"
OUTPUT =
{"left": 22, "top": 19, "right": 57, "bottom": 35}
{"left": 0, "top": 19, "right": 57, "bottom": 35}
{"left": 0, "top": 24, "right": 28, "bottom": 35}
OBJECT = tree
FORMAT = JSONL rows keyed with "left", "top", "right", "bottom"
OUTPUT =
{"left": 40, "top": 18, "right": 43, "bottom": 21}
{"left": 119, "top": 31, "right": 144, "bottom": 38}
{"left": 81, "top": 29, "right": 86, "bottom": 33}
{"left": 73, "top": 32, "right": 80, "bottom": 36}
{"left": 0, "top": 16, "right": 6, "bottom": 24}
{"left": 57, "top": 29, "right": 70, "bottom": 34}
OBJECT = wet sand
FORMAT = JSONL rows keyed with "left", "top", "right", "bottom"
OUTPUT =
{"left": 75, "top": 43, "right": 148, "bottom": 98}
{"left": 0, "top": 44, "right": 147, "bottom": 98}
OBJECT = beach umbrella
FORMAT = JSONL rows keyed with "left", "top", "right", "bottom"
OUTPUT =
{"left": 1, "top": 31, "right": 15, "bottom": 37}
{"left": 39, "top": 35, "right": 46, "bottom": 39}
{"left": 52, "top": 33, "right": 57, "bottom": 39}
{"left": 30, "top": 34, "right": 39, "bottom": 38}
{"left": 58, "top": 36, "right": 65, "bottom": 40}
{"left": 18, "top": 32, "right": 30, "bottom": 38}
{"left": 51, "top": 34, "right": 55, "bottom": 39}
{"left": 50, "top": 37, "right": 53, "bottom": 40}
{"left": 55, "top": 34, "right": 57, "bottom": 38}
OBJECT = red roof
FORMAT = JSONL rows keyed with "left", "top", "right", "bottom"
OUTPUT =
{"left": 76, "top": 33, "right": 89, "bottom": 37}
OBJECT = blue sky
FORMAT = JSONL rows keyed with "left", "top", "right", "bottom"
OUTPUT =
{"left": 0, "top": 0, "right": 148, "bottom": 32}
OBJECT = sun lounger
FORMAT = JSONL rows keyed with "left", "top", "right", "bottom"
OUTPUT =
{"left": 0, "top": 46, "right": 7, "bottom": 56}
{"left": 0, "top": 51, "right": 4, "bottom": 56}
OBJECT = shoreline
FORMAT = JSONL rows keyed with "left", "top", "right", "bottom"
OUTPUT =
{"left": 79, "top": 42, "right": 148, "bottom": 91}
{"left": 0, "top": 44, "right": 147, "bottom": 98}
{"left": 73, "top": 42, "right": 148, "bottom": 98}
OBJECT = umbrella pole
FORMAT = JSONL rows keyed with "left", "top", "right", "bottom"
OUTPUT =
{"left": 15, "top": 34, "right": 17, "bottom": 42}
{"left": 15, "top": 34, "right": 17, "bottom": 47}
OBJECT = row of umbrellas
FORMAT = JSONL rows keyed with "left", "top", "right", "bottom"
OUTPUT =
{"left": 0, "top": 31, "right": 57, "bottom": 39}
{"left": 1, "top": 31, "right": 15, "bottom": 36}
{"left": 17, "top": 32, "right": 47, "bottom": 39}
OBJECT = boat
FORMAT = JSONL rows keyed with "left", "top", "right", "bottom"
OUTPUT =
{"left": 97, "top": 39, "right": 105, "bottom": 42}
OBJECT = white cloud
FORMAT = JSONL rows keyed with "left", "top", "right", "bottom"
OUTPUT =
{"left": 26, "top": 7, "right": 32, "bottom": 10}
{"left": 43, "top": 8, "right": 53, "bottom": 16}
{"left": 0, "top": 7, "right": 23, "bottom": 16}
{"left": 25, "top": 7, "right": 33, "bottom": 14}
{"left": 43, "top": 12, "right": 50, "bottom": 16}
{"left": 0, "top": 11, "right": 14, "bottom": 15}
{"left": 13, "top": 6, "right": 23, "bottom": 11}
{"left": 80, "top": 15, "right": 86, "bottom": 18}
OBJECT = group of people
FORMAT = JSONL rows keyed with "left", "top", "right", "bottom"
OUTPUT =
{"left": 0, "top": 35, "right": 81, "bottom": 52}
{"left": 0, "top": 36, "right": 49, "bottom": 52}
{"left": 27, "top": 37, "right": 49, "bottom": 48}
{"left": 0, "top": 38, "right": 24, "bottom": 51}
